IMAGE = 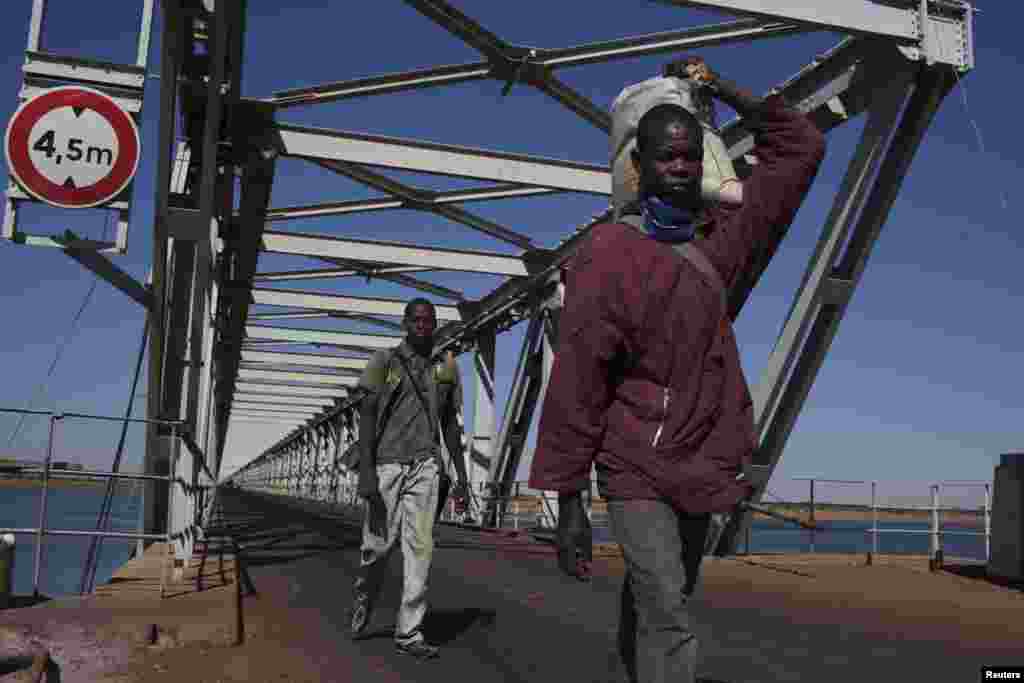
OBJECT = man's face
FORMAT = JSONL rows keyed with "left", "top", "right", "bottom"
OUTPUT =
{"left": 404, "top": 304, "right": 437, "bottom": 346}
{"left": 634, "top": 120, "right": 703, "bottom": 209}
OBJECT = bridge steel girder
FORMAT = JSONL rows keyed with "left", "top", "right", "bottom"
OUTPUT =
{"left": 482, "top": 311, "right": 551, "bottom": 527}
{"left": 211, "top": 104, "right": 278, "bottom": 472}
{"left": 214, "top": 3, "right": 974, "bottom": 555}
{"left": 233, "top": 382, "right": 348, "bottom": 399}
{"left": 468, "top": 328, "right": 497, "bottom": 501}
{"left": 244, "top": 325, "right": 401, "bottom": 351}
{"left": 237, "top": 368, "right": 359, "bottom": 386}
{"left": 251, "top": 288, "right": 463, "bottom": 322}
{"left": 276, "top": 125, "right": 610, "bottom": 195}
{"left": 269, "top": 18, "right": 806, "bottom": 109}
{"left": 260, "top": 230, "right": 531, "bottom": 278}
{"left": 140, "top": 0, "right": 182, "bottom": 552}
{"left": 655, "top": 0, "right": 972, "bottom": 67}
{"left": 711, "top": 61, "right": 960, "bottom": 556}
{"left": 266, "top": 185, "right": 561, "bottom": 223}
{"left": 234, "top": 399, "right": 334, "bottom": 411}
{"left": 228, "top": 387, "right": 364, "bottom": 506}
{"left": 234, "top": 391, "right": 336, "bottom": 404}
{"left": 255, "top": 266, "right": 431, "bottom": 282}
{"left": 240, "top": 350, "right": 370, "bottom": 371}
{"left": 313, "top": 159, "right": 535, "bottom": 249}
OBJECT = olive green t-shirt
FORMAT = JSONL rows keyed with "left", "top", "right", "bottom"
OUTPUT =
{"left": 358, "top": 343, "right": 461, "bottom": 466}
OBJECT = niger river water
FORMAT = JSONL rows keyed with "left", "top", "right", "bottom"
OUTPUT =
{"left": 1, "top": 485, "right": 988, "bottom": 598}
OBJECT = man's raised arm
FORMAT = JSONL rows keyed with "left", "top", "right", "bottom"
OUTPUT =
{"left": 671, "top": 58, "right": 827, "bottom": 311}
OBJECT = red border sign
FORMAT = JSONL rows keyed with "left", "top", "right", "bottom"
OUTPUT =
{"left": 4, "top": 86, "right": 140, "bottom": 209}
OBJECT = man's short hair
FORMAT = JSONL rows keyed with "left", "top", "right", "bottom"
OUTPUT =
{"left": 636, "top": 103, "right": 704, "bottom": 153}
{"left": 404, "top": 297, "right": 436, "bottom": 320}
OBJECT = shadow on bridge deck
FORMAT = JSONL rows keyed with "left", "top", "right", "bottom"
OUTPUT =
{"left": 150, "top": 488, "right": 1024, "bottom": 682}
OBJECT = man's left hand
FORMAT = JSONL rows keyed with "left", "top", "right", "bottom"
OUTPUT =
{"left": 557, "top": 492, "right": 593, "bottom": 582}
{"left": 663, "top": 55, "right": 718, "bottom": 87}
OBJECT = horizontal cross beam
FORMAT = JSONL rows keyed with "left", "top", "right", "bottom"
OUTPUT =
{"left": 255, "top": 266, "right": 430, "bottom": 282}
{"left": 234, "top": 396, "right": 335, "bottom": 409}
{"left": 252, "top": 288, "right": 462, "bottom": 321}
{"left": 276, "top": 125, "right": 609, "bottom": 195}
{"left": 271, "top": 62, "right": 492, "bottom": 106}
{"left": 535, "top": 18, "right": 805, "bottom": 68}
{"left": 266, "top": 185, "right": 560, "bottom": 221}
{"left": 237, "top": 368, "right": 360, "bottom": 386}
{"left": 317, "top": 159, "right": 534, "bottom": 248}
{"left": 230, "top": 416, "right": 308, "bottom": 426}
{"left": 233, "top": 382, "right": 346, "bottom": 399}
{"left": 232, "top": 411, "right": 319, "bottom": 421}
{"left": 260, "top": 231, "right": 529, "bottom": 277}
{"left": 245, "top": 325, "right": 402, "bottom": 350}
{"left": 232, "top": 404, "right": 326, "bottom": 416}
{"left": 652, "top": 0, "right": 922, "bottom": 40}
{"left": 267, "top": 18, "right": 805, "bottom": 107}
{"left": 240, "top": 349, "right": 370, "bottom": 371}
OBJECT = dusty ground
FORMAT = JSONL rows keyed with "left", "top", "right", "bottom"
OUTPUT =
{"left": 0, "top": 540, "right": 240, "bottom": 682}
{"left": 1, "top": 490, "right": 1019, "bottom": 682}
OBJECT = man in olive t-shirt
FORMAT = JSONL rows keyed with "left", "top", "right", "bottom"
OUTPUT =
{"left": 348, "top": 298, "right": 469, "bottom": 660}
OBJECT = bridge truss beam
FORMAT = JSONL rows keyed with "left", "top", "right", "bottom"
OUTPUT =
{"left": 144, "top": 1, "right": 976, "bottom": 553}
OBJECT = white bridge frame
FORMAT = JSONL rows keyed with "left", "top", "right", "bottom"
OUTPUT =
{"left": 4, "top": 0, "right": 975, "bottom": 558}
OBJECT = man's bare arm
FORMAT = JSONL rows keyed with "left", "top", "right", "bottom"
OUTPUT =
{"left": 441, "top": 401, "right": 468, "bottom": 485}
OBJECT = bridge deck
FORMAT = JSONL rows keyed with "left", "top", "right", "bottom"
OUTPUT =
{"left": 2, "top": 488, "right": 1022, "bottom": 681}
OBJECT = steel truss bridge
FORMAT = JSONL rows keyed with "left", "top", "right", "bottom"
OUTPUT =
{"left": 2, "top": 0, "right": 976, "bottom": 563}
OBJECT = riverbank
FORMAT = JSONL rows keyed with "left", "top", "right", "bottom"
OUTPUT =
{"left": 2, "top": 479, "right": 986, "bottom": 524}
{"left": 749, "top": 507, "right": 983, "bottom": 526}
{"left": 0, "top": 477, "right": 137, "bottom": 490}
{"left": 504, "top": 496, "right": 985, "bottom": 526}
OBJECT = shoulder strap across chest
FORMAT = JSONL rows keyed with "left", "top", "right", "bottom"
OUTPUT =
{"left": 616, "top": 213, "right": 727, "bottom": 315}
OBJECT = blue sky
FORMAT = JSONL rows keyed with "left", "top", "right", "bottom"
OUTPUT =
{"left": 0, "top": 2, "right": 1019, "bottom": 501}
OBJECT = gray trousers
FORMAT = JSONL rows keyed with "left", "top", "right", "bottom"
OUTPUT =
{"left": 608, "top": 499, "right": 712, "bottom": 683}
{"left": 354, "top": 458, "right": 439, "bottom": 645}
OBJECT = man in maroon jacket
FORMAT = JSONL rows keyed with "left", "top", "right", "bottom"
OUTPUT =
{"left": 528, "top": 57, "right": 826, "bottom": 683}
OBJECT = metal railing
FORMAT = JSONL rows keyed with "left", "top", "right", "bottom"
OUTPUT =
{"left": 0, "top": 407, "right": 216, "bottom": 598}
{"left": 230, "top": 468, "right": 992, "bottom": 567}
{"left": 461, "top": 478, "right": 991, "bottom": 564}
{"left": 755, "top": 477, "right": 991, "bottom": 563}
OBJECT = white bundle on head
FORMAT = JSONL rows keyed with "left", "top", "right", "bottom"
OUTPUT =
{"left": 609, "top": 75, "right": 742, "bottom": 211}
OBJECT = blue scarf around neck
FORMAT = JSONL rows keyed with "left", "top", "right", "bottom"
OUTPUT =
{"left": 639, "top": 195, "right": 697, "bottom": 244}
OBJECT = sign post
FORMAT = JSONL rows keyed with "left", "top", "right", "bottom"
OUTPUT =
{"left": 5, "top": 86, "right": 140, "bottom": 209}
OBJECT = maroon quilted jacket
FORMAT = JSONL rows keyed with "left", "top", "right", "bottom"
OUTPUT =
{"left": 528, "top": 95, "right": 826, "bottom": 514}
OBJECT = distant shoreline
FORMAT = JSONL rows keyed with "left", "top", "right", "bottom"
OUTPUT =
{"left": 2, "top": 480, "right": 983, "bottom": 526}
{"left": 0, "top": 477, "right": 139, "bottom": 490}
{"left": 508, "top": 497, "right": 985, "bottom": 526}
{"left": 749, "top": 508, "right": 982, "bottom": 526}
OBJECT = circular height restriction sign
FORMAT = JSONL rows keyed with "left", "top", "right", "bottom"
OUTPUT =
{"left": 5, "top": 86, "right": 140, "bottom": 209}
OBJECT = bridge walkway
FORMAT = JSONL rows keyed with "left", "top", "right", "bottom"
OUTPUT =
{"left": 183, "top": 488, "right": 1021, "bottom": 682}
{"left": 3, "top": 486, "right": 1022, "bottom": 681}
